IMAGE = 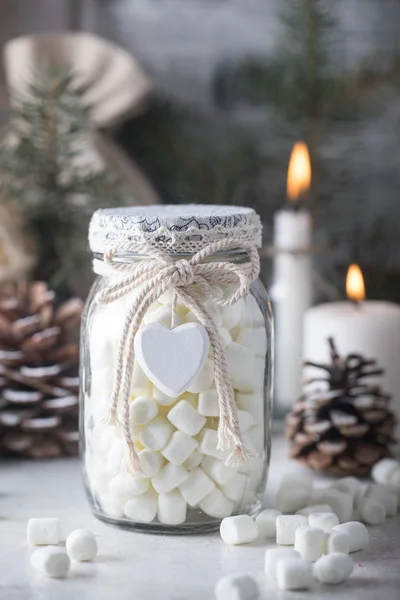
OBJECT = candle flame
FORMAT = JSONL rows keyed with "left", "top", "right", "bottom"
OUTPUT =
{"left": 287, "top": 142, "right": 311, "bottom": 201}
{"left": 346, "top": 264, "right": 365, "bottom": 302}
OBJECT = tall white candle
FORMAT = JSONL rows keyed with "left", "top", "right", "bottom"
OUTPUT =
{"left": 271, "top": 143, "right": 313, "bottom": 415}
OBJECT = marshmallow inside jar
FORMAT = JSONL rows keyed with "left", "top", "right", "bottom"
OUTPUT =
{"left": 81, "top": 205, "right": 273, "bottom": 533}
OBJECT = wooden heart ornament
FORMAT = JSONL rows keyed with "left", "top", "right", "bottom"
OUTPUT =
{"left": 134, "top": 323, "right": 210, "bottom": 397}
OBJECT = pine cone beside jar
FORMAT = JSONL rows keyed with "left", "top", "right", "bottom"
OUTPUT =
{"left": 286, "top": 337, "right": 396, "bottom": 476}
{"left": 0, "top": 282, "right": 82, "bottom": 458}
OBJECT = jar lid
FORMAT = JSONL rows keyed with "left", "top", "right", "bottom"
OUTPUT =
{"left": 89, "top": 204, "right": 262, "bottom": 254}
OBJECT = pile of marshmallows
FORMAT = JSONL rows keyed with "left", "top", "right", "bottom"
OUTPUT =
{"left": 215, "top": 457, "right": 400, "bottom": 599}
{"left": 27, "top": 518, "right": 98, "bottom": 578}
{"left": 87, "top": 291, "right": 266, "bottom": 524}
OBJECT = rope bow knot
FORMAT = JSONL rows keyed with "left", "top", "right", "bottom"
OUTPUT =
{"left": 96, "top": 239, "right": 261, "bottom": 475}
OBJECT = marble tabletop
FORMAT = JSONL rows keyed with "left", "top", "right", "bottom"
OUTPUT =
{"left": 1, "top": 434, "right": 400, "bottom": 600}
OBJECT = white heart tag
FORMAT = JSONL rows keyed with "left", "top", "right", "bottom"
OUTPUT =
{"left": 134, "top": 323, "right": 210, "bottom": 398}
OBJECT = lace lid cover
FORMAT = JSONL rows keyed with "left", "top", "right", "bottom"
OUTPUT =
{"left": 89, "top": 205, "right": 262, "bottom": 254}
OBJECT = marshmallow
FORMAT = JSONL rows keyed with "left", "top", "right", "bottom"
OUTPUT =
{"left": 167, "top": 400, "right": 206, "bottom": 436}
{"left": 143, "top": 303, "right": 183, "bottom": 327}
{"left": 201, "top": 455, "right": 238, "bottom": 485}
{"left": 158, "top": 490, "right": 187, "bottom": 525}
{"left": 308, "top": 512, "right": 339, "bottom": 532}
{"left": 130, "top": 361, "right": 151, "bottom": 395}
{"left": 27, "top": 518, "right": 61, "bottom": 546}
{"left": 278, "top": 473, "right": 313, "bottom": 491}
{"left": 264, "top": 547, "right": 300, "bottom": 582}
{"left": 242, "top": 295, "right": 264, "bottom": 327}
{"left": 236, "top": 392, "right": 263, "bottom": 421}
{"left": 365, "top": 484, "right": 397, "bottom": 517}
{"left": 235, "top": 328, "right": 267, "bottom": 358}
{"left": 130, "top": 396, "right": 158, "bottom": 425}
{"left": 276, "top": 515, "right": 308, "bottom": 545}
{"left": 222, "top": 300, "right": 244, "bottom": 329}
{"left": 30, "top": 546, "right": 70, "bottom": 578}
{"left": 124, "top": 488, "right": 158, "bottom": 523}
{"left": 152, "top": 386, "right": 177, "bottom": 406}
{"left": 275, "top": 487, "right": 309, "bottom": 514}
{"left": 389, "top": 469, "right": 400, "bottom": 487}
{"left": 99, "top": 493, "right": 124, "bottom": 518}
{"left": 187, "top": 301, "right": 222, "bottom": 328}
{"left": 294, "top": 526, "right": 324, "bottom": 562}
{"left": 371, "top": 458, "right": 399, "bottom": 484}
{"left": 198, "top": 389, "right": 219, "bottom": 417}
{"left": 179, "top": 468, "right": 215, "bottom": 506}
{"left": 220, "top": 473, "right": 247, "bottom": 502}
{"left": 106, "top": 438, "right": 125, "bottom": 469}
{"left": 198, "top": 428, "right": 229, "bottom": 460}
{"left": 220, "top": 515, "right": 258, "bottom": 545}
{"left": 139, "top": 449, "right": 164, "bottom": 477}
{"left": 66, "top": 529, "right": 98, "bottom": 562}
{"left": 323, "top": 531, "right": 350, "bottom": 555}
{"left": 152, "top": 463, "right": 189, "bottom": 494}
{"left": 187, "top": 360, "right": 214, "bottom": 394}
{"left": 184, "top": 449, "right": 203, "bottom": 470}
{"left": 276, "top": 558, "right": 313, "bottom": 590}
{"left": 162, "top": 431, "right": 198, "bottom": 465}
{"left": 357, "top": 497, "right": 386, "bottom": 525}
{"left": 255, "top": 508, "right": 281, "bottom": 539}
{"left": 218, "top": 328, "right": 232, "bottom": 348}
{"left": 199, "top": 489, "right": 234, "bottom": 518}
{"left": 237, "top": 410, "right": 253, "bottom": 433}
{"left": 332, "top": 522, "right": 369, "bottom": 552}
{"left": 296, "top": 505, "right": 333, "bottom": 517}
{"left": 313, "top": 553, "right": 354, "bottom": 584}
{"left": 139, "top": 416, "right": 173, "bottom": 451}
{"left": 309, "top": 489, "right": 353, "bottom": 523}
{"left": 109, "top": 474, "right": 150, "bottom": 498}
{"left": 214, "top": 574, "right": 259, "bottom": 600}
{"left": 330, "top": 477, "right": 362, "bottom": 500}
{"left": 226, "top": 343, "right": 258, "bottom": 392}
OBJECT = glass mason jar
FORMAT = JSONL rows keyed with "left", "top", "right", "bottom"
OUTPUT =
{"left": 81, "top": 205, "right": 273, "bottom": 533}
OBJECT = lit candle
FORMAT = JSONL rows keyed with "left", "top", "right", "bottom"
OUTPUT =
{"left": 303, "top": 265, "right": 400, "bottom": 431}
{"left": 272, "top": 142, "right": 313, "bottom": 416}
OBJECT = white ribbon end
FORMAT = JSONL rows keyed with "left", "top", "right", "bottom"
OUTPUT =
{"left": 122, "top": 443, "right": 145, "bottom": 477}
{"left": 217, "top": 417, "right": 233, "bottom": 451}
{"left": 101, "top": 409, "right": 119, "bottom": 427}
{"left": 225, "top": 444, "right": 258, "bottom": 467}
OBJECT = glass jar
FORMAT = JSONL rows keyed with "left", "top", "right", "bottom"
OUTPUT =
{"left": 81, "top": 205, "right": 273, "bottom": 533}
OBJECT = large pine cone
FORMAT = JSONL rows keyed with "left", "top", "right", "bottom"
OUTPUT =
{"left": 0, "top": 282, "right": 82, "bottom": 458}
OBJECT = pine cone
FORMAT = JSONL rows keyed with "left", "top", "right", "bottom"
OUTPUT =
{"left": 0, "top": 282, "right": 82, "bottom": 458}
{"left": 286, "top": 338, "right": 397, "bottom": 476}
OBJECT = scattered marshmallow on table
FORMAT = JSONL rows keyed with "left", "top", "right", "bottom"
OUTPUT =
{"left": 66, "top": 529, "right": 98, "bottom": 562}
{"left": 27, "top": 518, "right": 61, "bottom": 546}
{"left": 371, "top": 458, "right": 400, "bottom": 485}
{"left": 332, "top": 522, "right": 369, "bottom": 552}
{"left": 158, "top": 489, "right": 187, "bottom": 525}
{"left": 215, "top": 573, "right": 259, "bottom": 600}
{"left": 330, "top": 477, "right": 362, "bottom": 500}
{"left": 357, "top": 496, "right": 386, "bottom": 525}
{"left": 309, "top": 489, "right": 353, "bottom": 523}
{"left": 323, "top": 530, "right": 350, "bottom": 555}
{"left": 308, "top": 512, "right": 339, "bottom": 532}
{"left": 30, "top": 546, "right": 70, "bottom": 578}
{"left": 278, "top": 473, "right": 313, "bottom": 492}
{"left": 313, "top": 553, "right": 354, "bottom": 584}
{"left": 275, "top": 486, "right": 309, "bottom": 514}
{"left": 255, "top": 509, "right": 282, "bottom": 539}
{"left": 264, "top": 547, "right": 300, "bottom": 582}
{"left": 364, "top": 484, "right": 398, "bottom": 517}
{"left": 220, "top": 515, "right": 258, "bottom": 545}
{"left": 294, "top": 526, "right": 324, "bottom": 562}
{"left": 276, "top": 515, "right": 308, "bottom": 545}
{"left": 276, "top": 557, "right": 313, "bottom": 590}
{"left": 296, "top": 504, "right": 333, "bottom": 517}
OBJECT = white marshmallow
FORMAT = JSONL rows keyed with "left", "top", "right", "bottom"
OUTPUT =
{"left": 389, "top": 468, "right": 400, "bottom": 487}
{"left": 220, "top": 515, "right": 258, "bottom": 545}
{"left": 201, "top": 455, "right": 238, "bottom": 485}
{"left": 143, "top": 303, "right": 183, "bottom": 327}
{"left": 236, "top": 392, "right": 263, "bottom": 421}
{"left": 276, "top": 558, "right": 313, "bottom": 590}
{"left": 371, "top": 458, "right": 399, "bottom": 484}
{"left": 130, "top": 396, "right": 158, "bottom": 425}
{"left": 215, "top": 574, "right": 259, "bottom": 600}
{"left": 198, "top": 389, "right": 219, "bottom": 417}
{"left": 235, "top": 328, "right": 267, "bottom": 358}
{"left": 152, "top": 386, "right": 177, "bottom": 406}
{"left": 276, "top": 515, "right": 308, "bottom": 545}
{"left": 314, "top": 552, "right": 354, "bottom": 584}
{"left": 264, "top": 547, "right": 300, "bottom": 582}
{"left": 130, "top": 361, "right": 151, "bottom": 395}
{"left": 294, "top": 526, "right": 324, "bottom": 562}
{"left": 221, "top": 300, "right": 244, "bottom": 329}
{"left": 237, "top": 410, "right": 253, "bottom": 433}
{"left": 30, "top": 546, "right": 70, "bottom": 578}
{"left": 323, "top": 531, "right": 350, "bottom": 555}
{"left": 332, "top": 522, "right": 369, "bottom": 552}
{"left": 139, "top": 416, "right": 173, "bottom": 451}
{"left": 184, "top": 449, "right": 203, "bottom": 470}
{"left": 309, "top": 489, "right": 353, "bottom": 523}
{"left": 275, "top": 487, "right": 309, "bottom": 514}
{"left": 27, "top": 518, "right": 61, "bottom": 546}
{"left": 365, "top": 484, "right": 397, "bottom": 517}
{"left": 308, "top": 512, "right": 339, "bottom": 532}
{"left": 167, "top": 400, "right": 206, "bottom": 436}
{"left": 179, "top": 467, "right": 215, "bottom": 506}
{"left": 124, "top": 488, "right": 158, "bottom": 523}
{"left": 198, "top": 428, "right": 229, "bottom": 460}
{"left": 66, "top": 529, "right": 98, "bottom": 562}
{"left": 186, "top": 301, "right": 222, "bottom": 328}
{"left": 296, "top": 504, "right": 333, "bottom": 517}
{"left": 330, "top": 477, "right": 362, "bottom": 500}
{"left": 158, "top": 489, "right": 187, "bottom": 525}
{"left": 99, "top": 493, "right": 124, "bottom": 518}
{"left": 278, "top": 473, "right": 313, "bottom": 492}
{"left": 106, "top": 438, "right": 125, "bottom": 469}
{"left": 152, "top": 463, "right": 189, "bottom": 494}
{"left": 187, "top": 359, "right": 214, "bottom": 394}
{"left": 139, "top": 449, "right": 164, "bottom": 477}
{"left": 242, "top": 295, "right": 264, "bottom": 328}
{"left": 220, "top": 473, "right": 247, "bottom": 502}
{"left": 162, "top": 431, "right": 198, "bottom": 465}
{"left": 109, "top": 474, "right": 150, "bottom": 498}
{"left": 199, "top": 489, "right": 234, "bottom": 518}
{"left": 226, "top": 343, "right": 258, "bottom": 393}
{"left": 218, "top": 328, "right": 232, "bottom": 349}
{"left": 357, "top": 497, "right": 386, "bottom": 525}
{"left": 255, "top": 508, "right": 281, "bottom": 539}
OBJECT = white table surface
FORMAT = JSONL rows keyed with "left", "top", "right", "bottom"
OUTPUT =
{"left": 1, "top": 434, "right": 400, "bottom": 600}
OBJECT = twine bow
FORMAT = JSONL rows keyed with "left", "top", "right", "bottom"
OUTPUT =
{"left": 96, "top": 239, "right": 260, "bottom": 474}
